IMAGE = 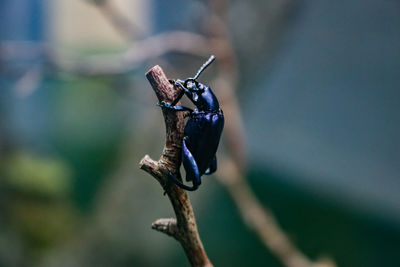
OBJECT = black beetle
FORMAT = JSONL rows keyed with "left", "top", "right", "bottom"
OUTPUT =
{"left": 158, "top": 55, "right": 224, "bottom": 191}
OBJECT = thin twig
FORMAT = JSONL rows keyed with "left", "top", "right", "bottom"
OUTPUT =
{"left": 139, "top": 65, "right": 212, "bottom": 267}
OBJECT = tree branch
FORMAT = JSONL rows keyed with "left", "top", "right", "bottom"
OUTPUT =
{"left": 151, "top": 218, "right": 179, "bottom": 239}
{"left": 139, "top": 65, "right": 212, "bottom": 267}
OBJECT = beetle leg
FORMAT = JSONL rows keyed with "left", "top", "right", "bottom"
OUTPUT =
{"left": 168, "top": 172, "right": 198, "bottom": 191}
{"left": 204, "top": 156, "right": 217, "bottom": 175}
{"left": 157, "top": 101, "right": 193, "bottom": 112}
{"left": 171, "top": 88, "right": 185, "bottom": 106}
{"left": 168, "top": 105, "right": 194, "bottom": 112}
{"left": 175, "top": 80, "right": 191, "bottom": 95}
{"left": 167, "top": 137, "right": 201, "bottom": 191}
{"left": 182, "top": 137, "right": 201, "bottom": 187}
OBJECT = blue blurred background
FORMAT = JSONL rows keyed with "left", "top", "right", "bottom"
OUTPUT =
{"left": 1, "top": 0, "right": 399, "bottom": 266}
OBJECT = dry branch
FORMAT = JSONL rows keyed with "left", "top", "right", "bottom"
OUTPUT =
{"left": 139, "top": 65, "right": 212, "bottom": 267}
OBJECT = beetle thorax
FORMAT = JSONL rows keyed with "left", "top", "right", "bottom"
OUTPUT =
{"left": 192, "top": 85, "right": 220, "bottom": 111}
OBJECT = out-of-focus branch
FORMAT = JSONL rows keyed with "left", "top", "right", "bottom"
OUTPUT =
{"left": 13, "top": 64, "right": 43, "bottom": 98}
{"left": 219, "top": 159, "right": 335, "bottom": 267}
{"left": 206, "top": 1, "right": 336, "bottom": 267}
{"left": 205, "top": 0, "right": 247, "bottom": 169}
{"left": 0, "top": 32, "right": 209, "bottom": 76}
{"left": 53, "top": 31, "right": 209, "bottom": 75}
{"left": 139, "top": 66, "right": 212, "bottom": 267}
{"left": 85, "top": 0, "right": 143, "bottom": 39}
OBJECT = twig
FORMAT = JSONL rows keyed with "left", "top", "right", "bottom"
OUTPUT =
{"left": 139, "top": 65, "right": 212, "bottom": 267}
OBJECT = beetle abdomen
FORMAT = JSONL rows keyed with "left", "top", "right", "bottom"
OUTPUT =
{"left": 184, "top": 111, "right": 224, "bottom": 174}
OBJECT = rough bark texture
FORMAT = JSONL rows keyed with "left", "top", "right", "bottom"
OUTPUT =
{"left": 139, "top": 65, "right": 212, "bottom": 267}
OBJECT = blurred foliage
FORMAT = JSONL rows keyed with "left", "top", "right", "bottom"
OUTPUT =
{"left": 0, "top": 152, "right": 79, "bottom": 262}
{"left": 0, "top": 71, "right": 133, "bottom": 266}
{"left": 49, "top": 76, "right": 129, "bottom": 209}
{"left": 3, "top": 152, "right": 71, "bottom": 197}
{"left": 9, "top": 198, "right": 78, "bottom": 255}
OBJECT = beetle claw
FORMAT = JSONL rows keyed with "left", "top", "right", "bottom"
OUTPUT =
{"left": 162, "top": 175, "right": 173, "bottom": 195}
{"left": 157, "top": 101, "right": 170, "bottom": 108}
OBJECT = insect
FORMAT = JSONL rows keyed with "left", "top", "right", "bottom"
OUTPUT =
{"left": 158, "top": 55, "right": 224, "bottom": 191}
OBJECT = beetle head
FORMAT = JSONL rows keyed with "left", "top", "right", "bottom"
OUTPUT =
{"left": 184, "top": 55, "right": 214, "bottom": 92}
{"left": 184, "top": 78, "right": 204, "bottom": 101}
{"left": 184, "top": 79, "right": 204, "bottom": 92}
{"left": 176, "top": 55, "right": 215, "bottom": 101}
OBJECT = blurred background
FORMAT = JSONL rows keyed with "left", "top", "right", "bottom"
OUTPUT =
{"left": 1, "top": 0, "right": 400, "bottom": 266}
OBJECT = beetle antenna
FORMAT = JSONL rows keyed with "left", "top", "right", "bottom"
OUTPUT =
{"left": 193, "top": 55, "right": 215, "bottom": 80}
